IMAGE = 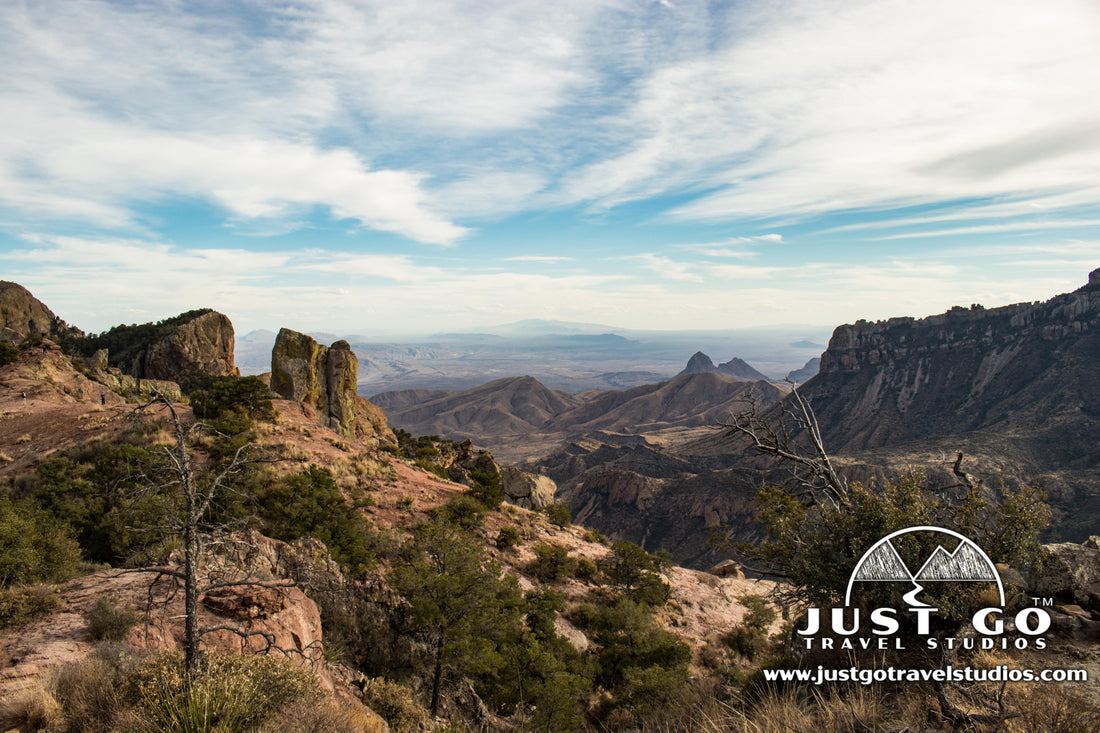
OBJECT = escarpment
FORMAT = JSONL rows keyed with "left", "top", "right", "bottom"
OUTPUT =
{"left": 802, "top": 269, "right": 1100, "bottom": 455}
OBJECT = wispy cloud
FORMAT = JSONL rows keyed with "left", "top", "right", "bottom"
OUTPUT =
{"left": 505, "top": 255, "right": 576, "bottom": 263}
{"left": 563, "top": 0, "right": 1100, "bottom": 226}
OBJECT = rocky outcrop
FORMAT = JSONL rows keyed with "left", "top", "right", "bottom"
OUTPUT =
{"left": 1030, "top": 537, "right": 1100, "bottom": 609}
{"left": 500, "top": 466, "right": 557, "bottom": 509}
{"left": 271, "top": 329, "right": 394, "bottom": 444}
{"left": 82, "top": 309, "right": 239, "bottom": 390}
{"left": 141, "top": 310, "right": 238, "bottom": 383}
{"left": 0, "top": 281, "right": 83, "bottom": 343}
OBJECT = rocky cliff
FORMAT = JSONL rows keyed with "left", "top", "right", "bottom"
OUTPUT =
{"left": 804, "top": 269, "right": 1100, "bottom": 457}
{"left": 81, "top": 309, "right": 239, "bottom": 389}
{"left": 0, "top": 281, "right": 83, "bottom": 343}
{"left": 270, "top": 328, "right": 393, "bottom": 444}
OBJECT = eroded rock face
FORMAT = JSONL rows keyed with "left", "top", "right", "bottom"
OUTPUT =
{"left": 500, "top": 466, "right": 557, "bottom": 509}
{"left": 271, "top": 329, "right": 370, "bottom": 438}
{"left": 1030, "top": 538, "right": 1100, "bottom": 609}
{"left": 141, "top": 310, "right": 239, "bottom": 384}
{"left": 0, "top": 281, "right": 83, "bottom": 342}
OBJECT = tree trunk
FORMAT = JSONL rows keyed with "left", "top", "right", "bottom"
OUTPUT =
{"left": 430, "top": 631, "right": 445, "bottom": 718}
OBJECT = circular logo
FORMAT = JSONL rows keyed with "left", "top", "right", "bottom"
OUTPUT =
{"left": 844, "top": 525, "right": 1004, "bottom": 608}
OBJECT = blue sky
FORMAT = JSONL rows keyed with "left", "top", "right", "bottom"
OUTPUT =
{"left": 2, "top": 0, "right": 1098, "bottom": 337}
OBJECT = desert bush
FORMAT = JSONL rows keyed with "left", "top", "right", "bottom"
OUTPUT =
{"left": 0, "top": 340, "right": 17, "bottom": 365}
{"left": 356, "top": 677, "right": 429, "bottom": 733}
{"left": 52, "top": 650, "right": 133, "bottom": 733}
{"left": 583, "top": 528, "right": 609, "bottom": 545}
{"left": 496, "top": 526, "right": 521, "bottom": 551}
{"left": 528, "top": 543, "right": 575, "bottom": 581}
{"left": 0, "top": 495, "right": 82, "bottom": 587}
{"left": 261, "top": 697, "right": 388, "bottom": 733}
{"left": 0, "top": 683, "right": 61, "bottom": 732}
{"left": 543, "top": 502, "right": 572, "bottom": 528}
{"left": 1009, "top": 683, "right": 1100, "bottom": 733}
{"left": 86, "top": 595, "right": 138, "bottom": 642}
{"left": 0, "top": 583, "right": 61, "bottom": 629}
{"left": 128, "top": 652, "right": 319, "bottom": 733}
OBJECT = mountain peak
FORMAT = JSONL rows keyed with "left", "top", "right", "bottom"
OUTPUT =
{"left": 680, "top": 351, "right": 717, "bottom": 375}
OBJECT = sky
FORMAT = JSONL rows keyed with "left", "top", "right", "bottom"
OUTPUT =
{"left": 2, "top": 0, "right": 1099, "bottom": 338}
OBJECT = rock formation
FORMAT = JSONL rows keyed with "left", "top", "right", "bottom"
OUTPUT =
{"left": 500, "top": 466, "right": 557, "bottom": 509}
{"left": 141, "top": 310, "right": 238, "bottom": 383}
{"left": 0, "top": 281, "right": 83, "bottom": 342}
{"left": 806, "top": 269, "right": 1099, "bottom": 452}
{"left": 271, "top": 328, "right": 388, "bottom": 441}
{"left": 82, "top": 309, "right": 239, "bottom": 389}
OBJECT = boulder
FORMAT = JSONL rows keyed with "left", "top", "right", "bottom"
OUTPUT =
{"left": 1029, "top": 539, "right": 1100, "bottom": 609}
{"left": 708, "top": 560, "right": 745, "bottom": 579}
{"left": 500, "top": 466, "right": 557, "bottom": 509}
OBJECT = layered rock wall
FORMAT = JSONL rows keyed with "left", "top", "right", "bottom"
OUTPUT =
{"left": 803, "top": 270, "right": 1100, "bottom": 454}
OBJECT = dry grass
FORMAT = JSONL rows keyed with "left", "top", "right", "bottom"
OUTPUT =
{"left": 0, "top": 682, "right": 62, "bottom": 732}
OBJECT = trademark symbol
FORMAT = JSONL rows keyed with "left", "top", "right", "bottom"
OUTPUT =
{"left": 1031, "top": 597, "right": 1053, "bottom": 607}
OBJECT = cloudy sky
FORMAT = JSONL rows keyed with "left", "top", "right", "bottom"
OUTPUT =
{"left": 2, "top": 0, "right": 1099, "bottom": 337}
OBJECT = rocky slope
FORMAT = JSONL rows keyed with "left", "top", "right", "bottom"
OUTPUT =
{"left": 373, "top": 375, "right": 583, "bottom": 441}
{"left": 0, "top": 281, "right": 83, "bottom": 343}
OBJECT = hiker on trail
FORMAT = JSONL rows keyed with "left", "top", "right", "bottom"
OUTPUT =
{"left": 21, "top": 391, "right": 26, "bottom": 401}
{"left": 100, "top": 391, "right": 106, "bottom": 405}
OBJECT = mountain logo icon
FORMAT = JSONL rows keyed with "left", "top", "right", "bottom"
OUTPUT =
{"left": 844, "top": 526, "right": 1004, "bottom": 608}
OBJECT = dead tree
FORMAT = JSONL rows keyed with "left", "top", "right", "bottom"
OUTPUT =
{"left": 125, "top": 391, "right": 293, "bottom": 676}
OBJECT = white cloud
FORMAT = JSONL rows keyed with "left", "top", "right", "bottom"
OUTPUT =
{"left": 563, "top": 0, "right": 1100, "bottom": 226}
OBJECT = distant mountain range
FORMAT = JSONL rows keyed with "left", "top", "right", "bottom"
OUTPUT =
{"left": 234, "top": 322, "right": 829, "bottom": 393}
{"left": 372, "top": 369, "right": 786, "bottom": 449}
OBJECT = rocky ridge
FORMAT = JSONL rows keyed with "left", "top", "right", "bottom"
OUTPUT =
{"left": 0, "top": 281, "right": 83, "bottom": 343}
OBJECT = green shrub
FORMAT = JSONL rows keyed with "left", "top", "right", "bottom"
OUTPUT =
{"left": 0, "top": 496, "right": 82, "bottom": 587}
{"left": 86, "top": 596, "right": 138, "bottom": 642}
{"left": 128, "top": 652, "right": 319, "bottom": 733}
{"left": 574, "top": 556, "right": 600, "bottom": 582}
{"left": 255, "top": 466, "right": 379, "bottom": 573}
{"left": 528, "top": 543, "right": 576, "bottom": 581}
{"left": 433, "top": 493, "right": 487, "bottom": 529}
{"left": 189, "top": 375, "right": 275, "bottom": 435}
{"left": 544, "top": 503, "right": 572, "bottom": 528}
{"left": 600, "top": 540, "right": 670, "bottom": 605}
{"left": 10, "top": 433, "right": 171, "bottom": 566}
{"left": 412, "top": 458, "right": 446, "bottom": 478}
{"left": 0, "top": 584, "right": 61, "bottom": 629}
{"left": 467, "top": 468, "right": 504, "bottom": 510}
{"left": 496, "top": 526, "right": 521, "bottom": 551}
{"left": 0, "top": 341, "right": 18, "bottom": 366}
